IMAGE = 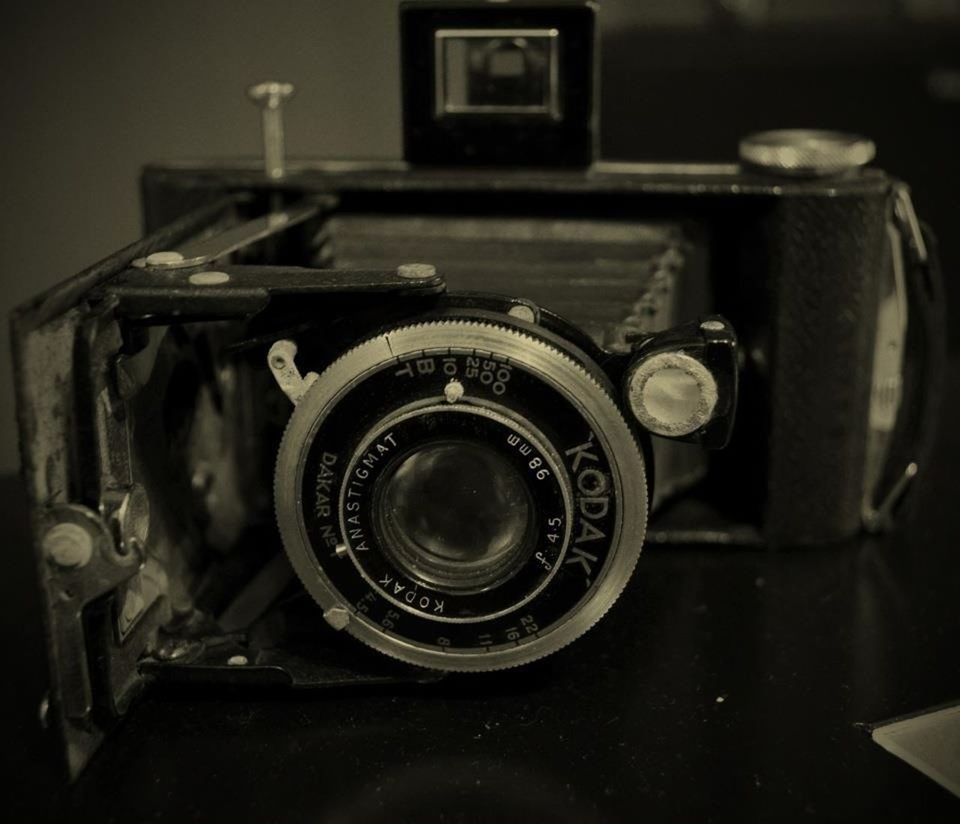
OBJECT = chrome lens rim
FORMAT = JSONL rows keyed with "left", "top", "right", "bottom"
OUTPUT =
{"left": 275, "top": 320, "right": 647, "bottom": 671}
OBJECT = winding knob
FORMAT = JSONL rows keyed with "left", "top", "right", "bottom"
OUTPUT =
{"left": 739, "top": 129, "right": 876, "bottom": 178}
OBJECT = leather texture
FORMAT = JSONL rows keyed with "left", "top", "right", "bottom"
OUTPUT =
{"left": 763, "top": 192, "right": 887, "bottom": 544}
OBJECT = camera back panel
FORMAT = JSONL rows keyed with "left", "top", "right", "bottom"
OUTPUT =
{"left": 140, "top": 161, "right": 896, "bottom": 548}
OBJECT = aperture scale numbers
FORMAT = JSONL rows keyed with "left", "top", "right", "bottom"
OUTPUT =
{"left": 394, "top": 350, "right": 514, "bottom": 396}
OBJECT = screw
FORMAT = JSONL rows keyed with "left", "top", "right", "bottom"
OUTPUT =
{"left": 397, "top": 263, "right": 436, "bottom": 280}
{"left": 154, "top": 638, "right": 200, "bottom": 662}
{"left": 247, "top": 81, "right": 295, "bottom": 179}
{"left": 43, "top": 522, "right": 94, "bottom": 569}
{"left": 323, "top": 606, "right": 351, "bottom": 630}
{"left": 700, "top": 319, "right": 726, "bottom": 333}
{"left": 508, "top": 304, "right": 536, "bottom": 323}
{"left": 227, "top": 655, "right": 249, "bottom": 667}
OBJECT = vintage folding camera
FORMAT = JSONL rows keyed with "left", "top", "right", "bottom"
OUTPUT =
{"left": 14, "top": 0, "right": 942, "bottom": 778}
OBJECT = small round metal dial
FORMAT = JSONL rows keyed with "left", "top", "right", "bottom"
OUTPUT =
{"left": 626, "top": 351, "right": 718, "bottom": 438}
{"left": 739, "top": 130, "right": 876, "bottom": 178}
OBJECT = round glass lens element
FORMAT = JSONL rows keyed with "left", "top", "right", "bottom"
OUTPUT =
{"left": 376, "top": 440, "right": 534, "bottom": 592}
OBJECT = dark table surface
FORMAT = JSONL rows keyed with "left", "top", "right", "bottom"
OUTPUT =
{"left": 6, "top": 379, "right": 960, "bottom": 823}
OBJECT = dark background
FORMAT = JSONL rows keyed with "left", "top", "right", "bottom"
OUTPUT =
{"left": 3, "top": 1, "right": 959, "bottom": 820}
{"left": 1, "top": 0, "right": 959, "bottom": 470}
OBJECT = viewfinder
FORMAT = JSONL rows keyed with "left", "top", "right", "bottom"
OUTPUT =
{"left": 434, "top": 29, "right": 560, "bottom": 118}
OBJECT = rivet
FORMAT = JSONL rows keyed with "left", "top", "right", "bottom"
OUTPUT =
{"left": 188, "top": 271, "right": 231, "bottom": 286}
{"left": 508, "top": 304, "right": 536, "bottom": 323}
{"left": 397, "top": 263, "right": 436, "bottom": 280}
{"left": 43, "top": 522, "right": 94, "bottom": 569}
{"left": 323, "top": 606, "right": 351, "bottom": 630}
{"left": 145, "top": 251, "right": 185, "bottom": 266}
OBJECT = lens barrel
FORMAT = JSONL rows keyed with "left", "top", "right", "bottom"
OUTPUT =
{"left": 274, "top": 319, "right": 647, "bottom": 670}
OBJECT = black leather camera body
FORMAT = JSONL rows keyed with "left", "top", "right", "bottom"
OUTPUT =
{"left": 13, "top": 0, "right": 942, "bottom": 778}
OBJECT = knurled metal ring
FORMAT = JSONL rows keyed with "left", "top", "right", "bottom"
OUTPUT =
{"left": 739, "top": 130, "right": 876, "bottom": 178}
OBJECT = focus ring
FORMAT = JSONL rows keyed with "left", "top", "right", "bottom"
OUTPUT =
{"left": 274, "top": 319, "right": 648, "bottom": 671}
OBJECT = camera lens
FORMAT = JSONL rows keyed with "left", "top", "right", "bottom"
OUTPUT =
{"left": 275, "top": 319, "right": 648, "bottom": 671}
{"left": 375, "top": 440, "right": 535, "bottom": 593}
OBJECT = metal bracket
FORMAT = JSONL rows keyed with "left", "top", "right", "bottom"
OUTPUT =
{"left": 139, "top": 639, "right": 442, "bottom": 689}
{"left": 268, "top": 340, "right": 318, "bottom": 405}
{"left": 131, "top": 201, "right": 324, "bottom": 271}
{"left": 139, "top": 588, "right": 442, "bottom": 690}
{"left": 861, "top": 183, "right": 940, "bottom": 534}
{"left": 97, "top": 264, "right": 446, "bottom": 322}
{"left": 892, "top": 184, "right": 928, "bottom": 266}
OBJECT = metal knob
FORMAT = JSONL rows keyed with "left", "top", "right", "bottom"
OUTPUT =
{"left": 247, "top": 81, "right": 295, "bottom": 179}
{"left": 739, "top": 130, "right": 876, "bottom": 178}
{"left": 626, "top": 352, "right": 718, "bottom": 438}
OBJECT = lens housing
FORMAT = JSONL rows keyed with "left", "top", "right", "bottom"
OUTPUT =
{"left": 274, "top": 319, "right": 647, "bottom": 671}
